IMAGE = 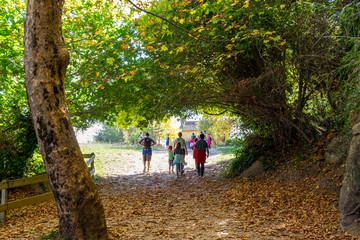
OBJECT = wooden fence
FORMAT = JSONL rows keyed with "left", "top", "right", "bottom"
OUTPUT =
{"left": 0, "top": 153, "right": 95, "bottom": 223}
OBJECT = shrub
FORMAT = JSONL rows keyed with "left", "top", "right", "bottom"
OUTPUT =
{"left": 225, "top": 138, "right": 239, "bottom": 146}
{"left": 24, "top": 150, "right": 46, "bottom": 177}
{"left": 0, "top": 110, "right": 38, "bottom": 180}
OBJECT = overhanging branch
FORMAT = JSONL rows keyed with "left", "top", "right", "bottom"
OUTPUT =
{"left": 126, "top": 0, "right": 211, "bottom": 42}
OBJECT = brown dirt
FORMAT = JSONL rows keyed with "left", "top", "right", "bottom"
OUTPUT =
{"left": 0, "top": 147, "right": 357, "bottom": 239}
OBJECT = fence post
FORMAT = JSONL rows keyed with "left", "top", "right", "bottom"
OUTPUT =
{"left": 0, "top": 180, "right": 8, "bottom": 223}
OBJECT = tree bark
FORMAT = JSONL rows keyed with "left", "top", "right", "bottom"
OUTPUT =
{"left": 24, "top": 0, "right": 108, "bottom": 239}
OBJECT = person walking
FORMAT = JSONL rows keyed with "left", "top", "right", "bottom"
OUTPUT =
{"left": 189, "top": 133, "right": 196, "bottom": 150}
{"left": 207, "top": 133, "right": 212, "bottom": 149}
{"left": 165, "top": 134, "right": 170, "bottom": 149}
{"left": 168, "top": 145, "right": 174, "bottom": 173}
{"left": 138, "top": 132, "right": 156, "bottom": 172}
{"left": 174, "top": 132, "right": 188, "bottom": 173}
{"left": 192, "top": 138, "right": 198, "bottom": 171}
{"left": 193, "top": 133, "right": 209, "bottom": 178}
{"left": 173, "top": 142, "right": 186, "bottom": 177}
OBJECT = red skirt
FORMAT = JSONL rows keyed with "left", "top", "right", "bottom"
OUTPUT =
{"left": 195, "top": 150, "right": 206, "bottom": 163}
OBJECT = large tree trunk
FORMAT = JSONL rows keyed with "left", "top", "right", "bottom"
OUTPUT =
{"left": 24, "top": 0, "right": 108, "bottom": 239}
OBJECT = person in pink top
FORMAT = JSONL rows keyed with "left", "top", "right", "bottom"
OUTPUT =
{"left": 207, "top": 134, "right": 212, "bottom": 149}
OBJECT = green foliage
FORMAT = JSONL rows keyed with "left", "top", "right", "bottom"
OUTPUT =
{"left": 196, "top": 119, "right": 212, "bottom": 134}
{"left": 41, "top": 230, "right": 58, "bottom": 240}
{"left": 123, "top": 127, "right": 143, "bottom": 145}
{"left": 94, "top": 125, "right": 124, "bottom": 143}
{"left": 0, "top": 109, "right": 38, "bottom": 180}
{"left": 1, "top": 0, "right": 360, "bottom": 176}
{"left": 24, "top": 150, "right": 46, "bottom": 177}
{"left": 225, "top": 138, "right": 239, "bottom": 147}
{"left": 129, "top": 0, "right": 343, "bottom": 145}
{"left": 331, "top": 1, "right": 360, "bottom": 132}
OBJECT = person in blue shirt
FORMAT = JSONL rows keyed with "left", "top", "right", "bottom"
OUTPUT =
{"left": 165, "top": 134, "right": 170, "bottom": 149}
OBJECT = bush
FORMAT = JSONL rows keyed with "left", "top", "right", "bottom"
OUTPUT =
{"left": 0, "top": 110, "right": 38, "bottom": 180}
{"left": 24, "top": 150, "right": 46, "bottom": 177}
{"left": 225, "top": 138, "right": 239, "bottom": 146}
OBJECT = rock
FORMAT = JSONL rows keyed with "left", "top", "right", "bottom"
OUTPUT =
{"left": 340, "top": 123, "right": 360, "bottom": 236}
{"left": 352, "top": 123, "right": 360, "bottom": 136}
{"left": 241, "top": 160, "right": 264, "bottom": 178}
{"left": 324, "top": 135, "right": 348, "bottom": 163}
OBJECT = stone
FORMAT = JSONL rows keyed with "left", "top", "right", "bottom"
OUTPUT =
{"left": 324, "top": 135, "right": 348, "bottom": 163}
{"left": 352, "top": 123, "right": 360, "bottom": 136}
{"left": 241, "top": 160, "right": 264, "bottom": 178}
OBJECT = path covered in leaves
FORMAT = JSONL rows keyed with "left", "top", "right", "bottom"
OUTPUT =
{"left": 0, "top": 146, "right": 358, "bottom": 239}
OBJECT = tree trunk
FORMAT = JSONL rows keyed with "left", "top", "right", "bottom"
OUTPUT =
{"left": 24, "top": 0, "right": 108, "bottom": 239}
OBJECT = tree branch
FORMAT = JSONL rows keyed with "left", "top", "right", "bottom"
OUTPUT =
{"left": 126, "top": 0, "right": 211, "bottom": 42}
{"left": 203, "top": 110, "right": 227, "bottom": 116}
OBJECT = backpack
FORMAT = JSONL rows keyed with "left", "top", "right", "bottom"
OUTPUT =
{"left": 143, "top": 137, "right": 152, "bottom": 148}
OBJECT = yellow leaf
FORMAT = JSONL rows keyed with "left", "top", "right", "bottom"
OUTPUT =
{"left": 176, "top": 46, "right": 184, "bottom": 53}
{"left": 280, "top": 4, "right": 285, "bottom": 9}
{"left": 130, "top": 70, "right": 136, "bottom": 76}
{"left": 179, "top": 18, "right": 185, "bottom": 24}
{"left": 263, "top": 40, "right": 270, "bottom": 43}
{"left": 124, "top": 76, "right": 132, "bottom": 82}
{"left": 96, "top": 72, "right": 100, "bottom": 78}
{"left": 106, "top": 57, "right": 115, "bottom": 65}
{"left": 161, "top": 45, "right": 168, "bottom": 51}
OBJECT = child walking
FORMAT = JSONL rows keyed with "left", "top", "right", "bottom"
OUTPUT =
{"left": 173, "top": 142, "right": 186, "bottom": 177}
{"left": 168, "top": 145, "right": 174, "bottom": 173}
{"left": 174, "top": 132, "right": 188, "bottom": 174}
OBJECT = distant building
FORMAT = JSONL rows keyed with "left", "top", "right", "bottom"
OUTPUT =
{"left": 180, "top": 120, "right": 198, "bottom": 140}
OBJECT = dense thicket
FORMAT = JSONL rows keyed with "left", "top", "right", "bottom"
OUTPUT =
{"left": 0, "top": 109, "right": 38, "bottom": 180}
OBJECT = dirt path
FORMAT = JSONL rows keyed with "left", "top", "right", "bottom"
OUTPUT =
{"left": 0, "top": 146, "right": 355, "bottom": 239}
{"left": 97, "top": 147, "right": 247, "bottom": 239}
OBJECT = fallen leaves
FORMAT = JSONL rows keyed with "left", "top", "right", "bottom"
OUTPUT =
{"left": 0, "top": 146, "right": 356, "bottom": 239}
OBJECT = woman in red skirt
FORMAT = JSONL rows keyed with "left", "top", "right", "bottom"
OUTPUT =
{"left": 193, "top": 133, "right": 209, "bottom": 177}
